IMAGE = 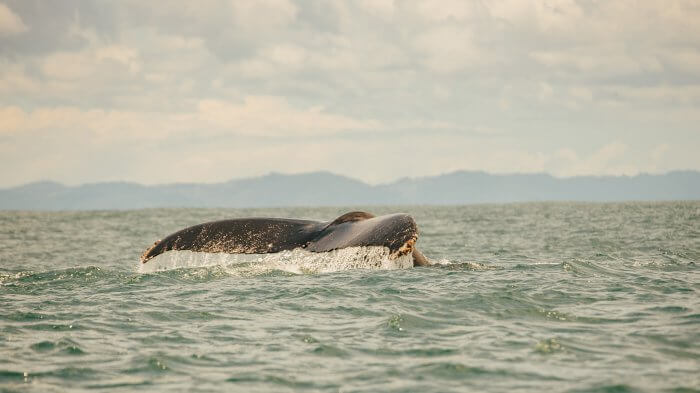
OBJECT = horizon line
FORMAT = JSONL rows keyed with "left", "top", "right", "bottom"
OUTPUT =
{"left": 4, "top": 169, "right": 699, "bottom": 190}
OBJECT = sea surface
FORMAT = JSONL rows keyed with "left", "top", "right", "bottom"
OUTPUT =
{"left": 1, "top": 203, "right": 698, "bottom": 392}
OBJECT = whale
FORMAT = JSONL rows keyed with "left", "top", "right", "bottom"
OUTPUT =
{"left": 141, "top": 211, "right": 430, "bottom": 267}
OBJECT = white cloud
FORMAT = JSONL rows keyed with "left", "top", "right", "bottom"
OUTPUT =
{"left": 0, "top": 106, "right": 26, "bottom": 134}
{"left": 0, "top": 96, "right": 381, "bottom": 138}
{"left": 529, "top": 46, "right": 663, "bottom": 76}
{"left": 411, "top": 0, "right": 475, "bottom": 22}
{"left": 264, "top": 44, "right": 306, "bottom": 68}
{"left": 413, "top": 26, "right": 479, "bottom": 73}
{"left": 0, "top": 3, "right": 27, "bottom": 36}
{"left": 663, "top": 48, "right": 700, "bottom": 76}
{"left": 537, "top": 82, "right": 554, "bottom": 101}
{"left": 546, "top": 142, "right": 634, "bottom": 177}
{"left": 488, "top": 0, "right": 583, "bottom": 33}
{"left": 0, "top": 106, "right": 175, "bottom": 138}
{"left": 0, "top": 0, "right": 699, "bottom": 186}
{"left": 650, "top": 143, "right": 670, "bottom": 171}
{"left": 41, "top": 45, "right": 142, "bottom": 81}
{"left": 569, "top": 86, "right": 593, "bottom": 102}
{"left": 0, "top": 63, "right": 40, "bottom": 95}
{"left": 196, "top": 96, "right": 380, "bottom": 135}
{"left": 96, "top": 46, "right": 141, "bottom": 73}
{"left": 601, "top": 85, "right": 700, "bottom": 105}
{"left": 357, "top": 0, "right": 395, "bottom": 17}
{"left": 41, "top": 52, "right": 96, "bottom": 80}
{"left": 230, "top": 0, "right": 297, "bottom": 31}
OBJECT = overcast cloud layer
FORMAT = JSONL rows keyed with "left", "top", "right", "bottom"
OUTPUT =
{"left": 1, "top": 0, "right": 699, "bottom": 187}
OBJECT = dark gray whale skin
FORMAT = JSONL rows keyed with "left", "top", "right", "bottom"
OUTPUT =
{"left": 141, "top": 212, "right": 430, "bottom": 266}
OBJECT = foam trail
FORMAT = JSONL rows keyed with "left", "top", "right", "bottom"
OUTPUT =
{"left": 138, "top": 246, "right": 414, "bottom": 274}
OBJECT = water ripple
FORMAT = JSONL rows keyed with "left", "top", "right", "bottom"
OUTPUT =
{"left": 0, "top": 203, "right": 698, "bottom": 392}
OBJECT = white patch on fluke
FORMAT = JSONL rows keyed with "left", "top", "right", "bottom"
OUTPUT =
{"left": 138, "top": 246, "right": 414, "bottom": 274}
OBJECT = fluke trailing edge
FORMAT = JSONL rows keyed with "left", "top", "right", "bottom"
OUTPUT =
{"left": 141, "top": 211, "right": 430, "bottom": 267}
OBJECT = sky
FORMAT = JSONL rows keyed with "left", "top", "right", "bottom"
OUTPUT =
{"left": 0, "top": 0, "right": 699, "bottom": 187}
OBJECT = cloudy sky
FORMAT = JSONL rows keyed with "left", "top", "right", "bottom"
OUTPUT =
{"left": 1, "top": 0, "right": 698, "bottom": 187}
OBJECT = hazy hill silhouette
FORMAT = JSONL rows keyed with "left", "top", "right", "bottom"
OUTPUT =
{"left": 1, "top": 171, "right": 698, "bottom": 210}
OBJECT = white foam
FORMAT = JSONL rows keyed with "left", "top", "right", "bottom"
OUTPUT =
{"left": 138, "top": 246, "right": 415, "bottom": 274}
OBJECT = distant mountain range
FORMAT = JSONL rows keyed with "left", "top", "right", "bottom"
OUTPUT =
{"left": 1, "top": 171, "right": 699, "bottom": 210}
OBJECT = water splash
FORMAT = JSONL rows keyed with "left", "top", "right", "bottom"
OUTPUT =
{"left": 137, "top": 246, "right": 414, "bottom": 274}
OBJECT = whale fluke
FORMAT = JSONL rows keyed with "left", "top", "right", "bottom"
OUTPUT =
{"left": 141, "top": 211, "right": 430, "bottom": 267}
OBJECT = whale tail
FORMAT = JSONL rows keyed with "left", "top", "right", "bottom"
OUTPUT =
{"left": 140, "top": 211, "right": 430, "bottom": 267}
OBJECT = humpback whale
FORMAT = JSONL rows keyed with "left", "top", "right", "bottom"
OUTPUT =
{"left": 141, "top": 211, "right": 430, "bottom": 267}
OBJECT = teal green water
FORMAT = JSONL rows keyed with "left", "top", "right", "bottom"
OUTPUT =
{"left": 1, "top": 203, "right": 699, "bottom": 392}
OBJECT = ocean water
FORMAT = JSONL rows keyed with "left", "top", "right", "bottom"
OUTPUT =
{"left": 1, "top": 203, "right": 698, "bottom": 392}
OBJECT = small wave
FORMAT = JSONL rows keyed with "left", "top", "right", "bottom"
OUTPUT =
{"left": 0, "top": 266, "right": 110, "bottom": 289}
{"left": 137, "top": 246, "right": 414, "bottom": 275}
{"left": 432, "top": 259, "right": 500, "bottom": 270}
